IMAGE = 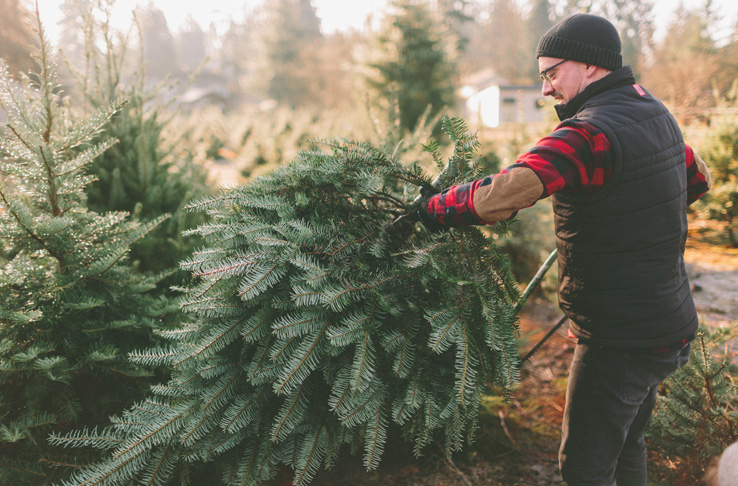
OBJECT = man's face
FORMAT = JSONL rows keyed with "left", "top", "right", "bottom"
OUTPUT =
{"left": 538, "top": 57, "right": 588, "bottom": 105}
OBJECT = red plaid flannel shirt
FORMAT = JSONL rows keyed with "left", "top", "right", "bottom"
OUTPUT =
{"left": 426, "top": 119, "right": 709, "bottom": 227}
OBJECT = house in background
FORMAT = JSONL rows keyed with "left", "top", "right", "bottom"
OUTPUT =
{"left": 459, "top": 69, "right": 546, "bottom": 128}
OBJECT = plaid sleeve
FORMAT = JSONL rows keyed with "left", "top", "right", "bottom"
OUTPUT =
{"left": 426, "top": 178, "right": 491, "bottom": 227}
{"left": 425, "top": 119, "right": 613, "bottom": 227}
{"left": 685, "top": 145, "right": 710, "bottom": 205}
{"left": 515, "top": 119, "right": 613, "bottom": 197}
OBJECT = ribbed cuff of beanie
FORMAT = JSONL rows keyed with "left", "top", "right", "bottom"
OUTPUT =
{"left": 537, "top": 35, "right": 622, "bottom": 71}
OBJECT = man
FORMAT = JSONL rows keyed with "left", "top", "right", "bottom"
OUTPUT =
{"left": 418, "top": 13, "right": 712, "bottom": 486}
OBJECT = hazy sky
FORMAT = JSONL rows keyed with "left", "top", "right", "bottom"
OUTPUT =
{"left": 35, "top": 0, "right": 390, "bottom": 39}
{"left": 35, "top": 0, "right": 738, "bottom": 45}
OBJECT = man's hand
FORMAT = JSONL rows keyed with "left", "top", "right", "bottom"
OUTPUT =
{"left": 416, "top": 186, "right": 447, "bottom": 233}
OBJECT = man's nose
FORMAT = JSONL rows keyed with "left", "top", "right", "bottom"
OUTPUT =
{"left": 541, "top": 81, "right": 554, "bottom": 96}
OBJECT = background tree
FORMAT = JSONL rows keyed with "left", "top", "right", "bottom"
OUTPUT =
{"left": 58, "top": 0, "right": 94, "bottom": 76}
{"left": 523, "top": 0, "right": 555, "bottom": 79}
{"left": 217, "top": 11, "right": 260, "bottom": 93}
{"left": 0, "top": 0, "right": 36, "bottom": 77}
{"left": 62, "top": 0, "right": 211, "bottom": 279}
{"left": 692, "top": 82, "right": 738, "bottom": 247}
{"left": 596, "top": 0, "right": 655, "bottom": 77}
{"left": 134, "top": 3, "right": 181, "bottom": 81}
{"left": 481, "top": 0, "right": 528, "bottom": 83}
{"left": 714, "top": 19, "right": 738, "bottom": 94}
{"left": 309, "top": 30, "right": 364, "bottom": 110}
{"left": 0, "top": 20, "right": 177, "bottom": 484}
{"left": 251, "top": 0, "right": 323, "bottom": 108}
{"left": 177, "top": 16, "right": 208, "bottom": 73}
{"left": 364, "top": 0, "right": 457, "bottom": 134}
{"left": 641, "top": 5, "right": 720, "bottom": 116}
{"left": 435, "top": 0, "right": 475, "bottom": 69}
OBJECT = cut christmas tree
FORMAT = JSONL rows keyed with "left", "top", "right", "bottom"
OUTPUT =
{"left": 54, "top": 116, "right": 522, "bottom": 485}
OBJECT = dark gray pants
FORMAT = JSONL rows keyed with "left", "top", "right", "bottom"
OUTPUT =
{"left": 559, "top": 341, "right": 691, "bottom": 486}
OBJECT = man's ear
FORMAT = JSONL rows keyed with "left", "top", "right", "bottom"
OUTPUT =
{"left": 585, "top": 63, "right": 608, "bottom": 80}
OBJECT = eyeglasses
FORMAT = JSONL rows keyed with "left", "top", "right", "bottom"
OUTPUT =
{"left": 539, "top": 59, "right": 568, "bottom": 85}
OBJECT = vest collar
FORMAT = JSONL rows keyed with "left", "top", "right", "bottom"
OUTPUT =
{"left": 554, "top": 66, "right": 637, "bottom": 121}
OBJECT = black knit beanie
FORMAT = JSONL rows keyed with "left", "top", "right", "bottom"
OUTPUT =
{"left": 536, "top": 14, "right": 622, "bottom": 71}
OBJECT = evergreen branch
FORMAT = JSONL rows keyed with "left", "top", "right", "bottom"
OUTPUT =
{"left": 351, "top": 331, "right": 375, "bottom": 391}
{"left": 364, "top": 405, "right": 387, "bottom": 471}
{"left": 193, "top": 259, "right": 257, "bottom": 278}
{"left": 275, "top": 324, "right": 328, "bottom": 395}
{"left": 457, "top": 326, "right": 471, "bottom": 407}
{"left": 394, "top": 378, "right": 421, "bottom": 424}
{"left": 271, "top": 383, "right": 308, "bottom": 442}
{"left": 32, "top": 8, "right": 54, "bottom": 146}
{"left": 192, "top": 279, "right": 221, "bottom": 300}
{"left": 0, "top": 190, "right": 63, "bottom": 265}
{"left": 175, "top": 316, "right": 249, "bottom": 366}
{"left": 430, "top": 313, "right": 462, "bottom": 353}
{"left": 329, "top": 375, "right": 352, "bottom": 413}
{"left": 39, "top": 145, "right": 62, "bottom": 217}
{"left": 128, "top": 347, "right": 180, "bottom": 367}
{"left": 238, "top": 313, "right": 269, "bottom": 345}
{"left": 295, "top": 425, "right": 328, "bottom": 486}
{"left": 48, "top": 428, "right": 122, "bottom": 450}
{"left": 64, "top": 449, "right": 149, "bottom": 486}
{"left": 222, "top": 389, "right": 268, "bottom": 434}
{"left": 339, "top": 390, "right": 379, "bottom": 427}
{"left": 7, "top": 124, "right": 37, "bottom": 154}
{"left": 112, "top": 406, "right": 194, "bottom": 461}
{"left": 180, "top": 413, "right": 212, "bottom": 446}
{"left": 291, "top": 287, "right": 324, "bottom": 307}
{"left": 327, "top": 312, "right": 372, "bottom": 347}
{"left": 271, "top": 337, "right": 298, "bottom": 361}
{"left": 140, "top": 444, "right": 177, "bottom": 486}
{"left": 236, "top": 444, "right": 260, "bottom": 486}
{"left": 237, "top": 262, "right": 287, "bottom": 300}
{"left": 248, "top": 335, "right": 274, "bottom": 381}
{"left": 391, "top": 334, "right": 410, "bottom": 376}
{"left": 273, "top": 312, "right": 325, "bottom": 339}
{"left": 57, "top": 98, "right": 125, "bottom": 153}
{"left": 202, "top": 369, "right": 242, "bottom": 413}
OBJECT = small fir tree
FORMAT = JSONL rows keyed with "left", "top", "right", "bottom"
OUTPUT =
{"left": 647, "top": 331, "right": 738, "bottom": 484}
{"left": 62, "top": 0, "right": 210, "bottom": 276}
{"left": 365, "top": 0, "right": 457, "bottom": 135}
{"left": 694, "top": 81, "right": 738, "bottom": 247}
{"left": 0, "top": 19, "right": 177, "bottom": 484}
{"left": 52, "top": 116, "right": 522, "bottom": 486}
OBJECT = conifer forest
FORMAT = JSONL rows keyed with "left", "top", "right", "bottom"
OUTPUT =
{"left": 1, "top": 0, "right": 737, "bottom": 485}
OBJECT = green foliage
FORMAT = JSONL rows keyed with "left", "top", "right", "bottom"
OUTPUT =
{"left": 0, "top": 20, "right": 179, "bottom": 484}
{"left": 54, "top": 116, "right": 521, "bottom": 486}
{"left": 365, "top": 0, "right": 457, "bottom": 134}
{"left": 63, "top": 0, "right": 211, "bottom": 276}
{"left": 694, "top": 84, "right": 738, "bottom": 246}
{"left": 647, "top": 331, "right": 738, "bottom": 484}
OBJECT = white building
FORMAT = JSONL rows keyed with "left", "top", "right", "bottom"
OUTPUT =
{"left": 460, "top": 69, "right": 546, "bottom": 128}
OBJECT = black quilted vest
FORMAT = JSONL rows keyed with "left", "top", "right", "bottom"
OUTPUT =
{"left": 552, "top": 67, "right": 698, "bottom": 347}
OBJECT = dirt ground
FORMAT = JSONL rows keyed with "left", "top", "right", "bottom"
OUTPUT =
{"left": 267, "top": 238, "right": 738, "bottom": 486}
{"left": 684, "top": 241, "right": 738, "bottom": 332}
